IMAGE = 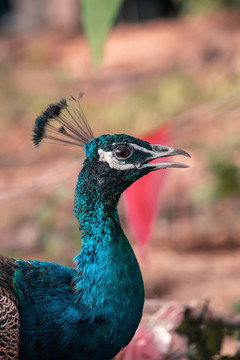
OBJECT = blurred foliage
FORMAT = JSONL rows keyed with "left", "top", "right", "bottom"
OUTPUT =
{"left": 208, "top": 135, "right": 240, "bottom": 201}
{"left": 192, "top": 135, "right": 240, "bottom": 206}
{"left": 232, "top": 301, "right": 240, "bottom": 314}
{"left": 87, "top": 73, "right": 201, "bottom": 134}
{"left": 178, "top": 316, "right": 239, "bottom": 359}
{"left": 209, "top": 155, "right": 240, "bottom": 200}
{"left": 174, "top": 0, "right": 240, "bottom": 14}
{"left": 33, "top": 186, "right": 77, "bottom": 259}
{"left": 81, "top": 0, "right": 123, "bottom": 67}
{"left": 80, "top": 0, "right": 240, "bottom": 67}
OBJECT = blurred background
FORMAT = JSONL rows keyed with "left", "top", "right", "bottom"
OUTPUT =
{"left": 0, "top": 0, "right": 240, "bottom": 318}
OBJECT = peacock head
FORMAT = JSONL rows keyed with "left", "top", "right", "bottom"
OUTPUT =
{"left": 82, "top": 133, "right": 189, "bottom": 192}
{"left": 33, "top": 95, "right": 190, "bottom": 194}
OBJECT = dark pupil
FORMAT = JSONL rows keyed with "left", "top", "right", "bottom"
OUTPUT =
{"left": 115, "top": 146, "right": 130, "bottom": 159}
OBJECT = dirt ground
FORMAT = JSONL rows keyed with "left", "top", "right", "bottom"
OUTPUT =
{"left": 141, "top": 247, "right": 240, "bottom": 311}
{"left": 0, "top": 10, "right": 240, "bottom": 319}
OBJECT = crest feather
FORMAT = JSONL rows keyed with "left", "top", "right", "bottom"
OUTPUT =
{"left": 33, "top": 94, "right": 94, "bottom": 147}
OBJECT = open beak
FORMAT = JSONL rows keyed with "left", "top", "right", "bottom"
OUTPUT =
{"left": 139, "top": 145, "right": 191, "bottom": 170}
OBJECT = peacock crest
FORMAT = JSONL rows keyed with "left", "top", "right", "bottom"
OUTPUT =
{"left": 33, "top": 93, "right": 94, "bottom": 147}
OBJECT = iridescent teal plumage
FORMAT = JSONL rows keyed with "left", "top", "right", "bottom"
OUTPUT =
{"left": 0, "top": 97, "right": 190, "bottom": 359}
{"left": 12, "top": 134, "right": 146, "bottom": 360}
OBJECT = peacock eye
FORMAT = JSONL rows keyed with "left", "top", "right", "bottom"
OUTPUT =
{"left": 114, "top": 146, "right": 131, "bottom": 160}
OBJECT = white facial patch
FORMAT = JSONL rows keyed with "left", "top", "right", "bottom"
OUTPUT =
{"left": 98, "top": 149, "right": 135, "bottom": 170}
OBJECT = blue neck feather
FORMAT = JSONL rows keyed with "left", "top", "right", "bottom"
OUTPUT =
{"left": 73, "top": 157, "right": 144, "bottom": 345}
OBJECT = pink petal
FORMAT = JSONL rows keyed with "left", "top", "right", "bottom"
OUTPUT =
{"left": 117, "top": 325, "right": 164, "bottom": 360}
{"left": 150, "top": 302, "right": 184, "bottom": 331}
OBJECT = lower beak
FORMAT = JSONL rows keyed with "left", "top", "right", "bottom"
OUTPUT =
{"left": 139, "top": 145, "right": 191, "bottom": 170}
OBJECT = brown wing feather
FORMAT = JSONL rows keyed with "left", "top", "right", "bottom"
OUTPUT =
{"left": 0, "top": 256, "right": 20, "bottom": 359}
{"left": 0, "top": 288, "right": 20, "bottom": 360}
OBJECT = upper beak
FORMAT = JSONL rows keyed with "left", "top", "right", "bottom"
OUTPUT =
{"left": 139, "top": 145, "right": 191, "bottom": 170}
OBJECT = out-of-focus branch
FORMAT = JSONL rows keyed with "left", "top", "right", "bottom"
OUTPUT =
{"left": 144, "top": 299, "right": 240, "bottom": 329}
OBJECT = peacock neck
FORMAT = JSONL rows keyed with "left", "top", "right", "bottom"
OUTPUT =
{"left": 74, "top": 159, "right": 122, "bottom": 245}
{"left": 73, "top": 159, "right": 144, "bottom": 326}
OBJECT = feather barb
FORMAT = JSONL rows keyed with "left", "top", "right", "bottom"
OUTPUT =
{"left": 33, "top": 94, "right": 94, "bottom": 147}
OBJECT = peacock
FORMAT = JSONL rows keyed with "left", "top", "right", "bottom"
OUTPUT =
{"left": 0, "top": 94, "right": 190, "bottom": 360}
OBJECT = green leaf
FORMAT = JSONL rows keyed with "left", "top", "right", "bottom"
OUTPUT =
{"left": 199, "top": 325, "right": 223, "bottom": 357}
{"left": 81, "top": 0, "right": 123, "bottom": 67}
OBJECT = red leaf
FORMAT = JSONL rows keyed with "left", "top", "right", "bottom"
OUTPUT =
{"left": 124, "top": 123, "right": 172, "bottom": 252}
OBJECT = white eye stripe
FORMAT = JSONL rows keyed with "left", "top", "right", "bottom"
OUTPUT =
{"left": 112, "top": 142, "right": 154, "bottom": 155}
{"left": 128, "top": 143, "right": 155, "bottom": 155}
{"left": 113, "top": 143, "right": 155, "bottom": 155}
{"left": 98, "top": 149, "right": 135, "bottom": 170}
